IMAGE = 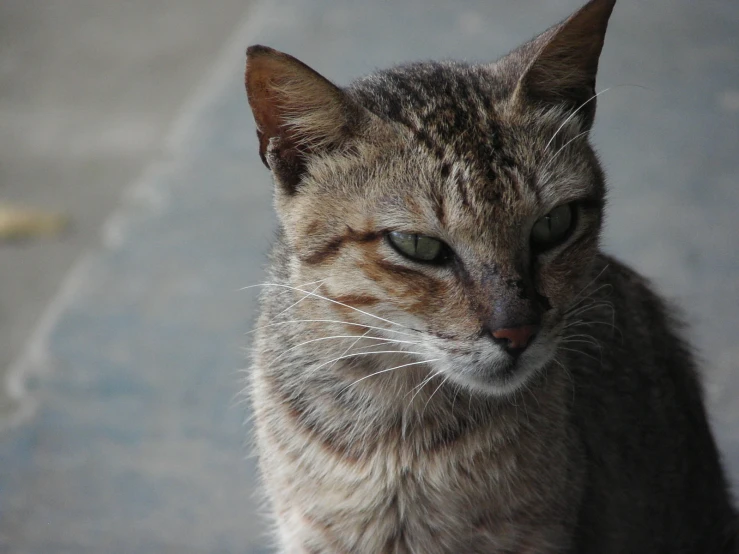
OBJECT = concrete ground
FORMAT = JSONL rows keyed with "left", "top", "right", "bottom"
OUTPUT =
{"left": 0, "top": 0, "right": 737, "bottom": 552}
{"left": 0, "top": 0, "right": 250, "bottom": 418}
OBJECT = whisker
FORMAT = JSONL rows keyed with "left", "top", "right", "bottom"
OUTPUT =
{"left": 568, "top": 283, "right": 613, "bottom": 312}
{"left": 325, "top": 329, "right": 373, "bottom": 373}
{"left": 567, "top": 286, "right": 614, "bottom": 313}
{"left": 562, "top": 332, "right": 602, "bottom": 344}
{"left": 240, "top": 283, "right": 413, "bottom": 331}
{"left": 552, "top": 357, "right": 576, "bottom": 404}
{"left": 406, "top": 370, "right": 437, "bottom": 398}
{"left": 508, "top": 387, "right": 522, "bottom": 422}
{"left": 565, "top": 318, "right": 622, "bottom": 340}
{"left": 273, "top": 334, "right": 419, "bottom": 365}
{"left": 308, "top": 350, "right": 426, "bottom": 375}
{"left": 557, "top": 345, "right": 602, "bottom": 365}
{"left": 569, "top": 265, "right": 611, "bottom": 304}
{"left": 240, "top": 277, "right": 326, "bottom": 295}
{"left": 565, "top": 301, "right": 614, "bottom": 319}
{"left": 544, "top": 87, "right": 617, "bottom": 151}
{"left": 325, "top": 333, "right": 421, "bottom": 373}
{"left": 519, "top": 389, "right": 531, "bottom": 425}
{"left": 350, "top": 339, "right": 421, "bottom": 353}
{"left": 229, "top": 379, "right": 251, "bottom": 408}
{"left": 271, "top": 282, "right": 325, "bottom": 320}
{"left": 562, "top": 330, "right": 605, "bottom": 345}
{"left": 540, "top": 129, "right": 590, "bottom": 174}
{"left": 450, "top": 383, "right": 462, "bottom": 413}
{"left": 407, "top": 369, "right": 443, "bottom": 407}
{"left": 339, "top": 359, "right": 439, "bottom": 392}
{"left": 295, "top": 278, "right": 328, "bottom": 288}
{"left": 561, "top": 338, "right": 602, "bottom": 351}
{"left": 246, "top": 319, "right": 419, "bottom": 338}
{"left": 565, "top": 319, "right": 620, "bottom": 336}
{"left": 422, "top": 375, "right": 450, "bottom": 416}
{"left": 564, "top": 319, "right": 612, "bottom": 329}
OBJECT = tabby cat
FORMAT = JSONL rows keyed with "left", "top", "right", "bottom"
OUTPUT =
{"left": 244, "top": 0, "right": 737, "bottom": 551}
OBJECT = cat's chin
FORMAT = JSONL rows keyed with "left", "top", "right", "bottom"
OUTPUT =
{"left": 436, "top": 343, "right": 555, "bottom": 397}
{"left": 445, "top": 361, "right": 541, "bottom": 397}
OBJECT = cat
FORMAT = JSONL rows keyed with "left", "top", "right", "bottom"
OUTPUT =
{"left": 244, "top": 0, "right": 738, "bottom": 552}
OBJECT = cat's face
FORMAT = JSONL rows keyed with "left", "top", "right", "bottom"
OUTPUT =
{"left": 281, "top": 100, "right": 603, "bottom": 395}
{"left": 247, "top": 0, "right": 614, "bottom": 395}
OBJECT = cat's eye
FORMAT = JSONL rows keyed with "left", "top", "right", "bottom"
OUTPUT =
{"left": 531, "top": 203, "right": 575, "bottom": 250}
{"left": 387, "top": 231, "right": 450, "bottom": 264}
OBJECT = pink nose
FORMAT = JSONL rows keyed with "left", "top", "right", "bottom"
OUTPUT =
{"left": 491, "top": 325, "right": 539, "bottom": 352}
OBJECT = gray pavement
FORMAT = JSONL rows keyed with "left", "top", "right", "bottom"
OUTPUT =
{"left": 0, "top": 0, "right": 251, "bottom": 418}
{"left": 0, "top": 0, "right": 737, "bottom": 552}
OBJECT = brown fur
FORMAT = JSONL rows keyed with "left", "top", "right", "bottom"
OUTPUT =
{"left": 245, "top": 0, "right": 737, "bottom": 552}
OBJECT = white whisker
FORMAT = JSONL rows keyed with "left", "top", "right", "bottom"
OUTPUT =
{"left": 557, "top": 345, "right": 602, "bottom": 366}
{"left": 296, "top": 278, "right": 328, "bottom": 287}
{"left": 325, "top": 329, "right": 373, "bottom": 373}
{"left": 450, "top": 383, "right": 462, "bottom": 413}
{"left": 569, "top": 267, "right": 611, "bottom": 305}
{"left": 406, "top": 369, "right": 443, "bottom": 407}
{"left": 308, "top": 350, "right": 426, "bottom": 375}
{"left": 246, "top": 319, "right": 419, "bottom": 338}
{"left": 340, "top": 359, "right": 439, "bottom": 392}
{"left": 562, "top": 332, "right": 602, "bottom": 345}
{"left": 567, "top": 284, "right": 613, "bottom": 311}
{"left": 271, "top": 282, "right": 325, "bottom": 320}
{"left": 561, "top": 338, "right": 602, "bottom": 351}
{"left": 565, "top": 301, "right": 614, "bottom": 320}
{"left": 544, "top": 87, "right": 613, "bottom": 151}
{"left": 273, "top": 334, "right": 419, "bottom": 365}
{"left": 565, "top": 317, "right": 621, "bottom": 340}
{"left": 422, "top": 375, "right": 450, "bottom": 415}
{"left": 541, "top": 129, "right": 590, "bottom": 174}
{"left": 241, "top": 283, "right": 413, "bottom": 331}
{"left": 350, "top": 339, "right": 421, "bottom": 353}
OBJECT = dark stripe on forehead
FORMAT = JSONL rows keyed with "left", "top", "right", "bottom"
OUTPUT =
{"left": 455, "top": 170, "right": 470, "bottom": 208}
{"left": 351, "top": 63, "right": 528, "bottom": 209}
{"left": 352, "top": 66, "right": 478, "bottom": 159}
{"left": 414, "top": 129, "right": 447, "bottom": 162}
{"left": 432, "top": 188, "right": 446, "bottom": 225}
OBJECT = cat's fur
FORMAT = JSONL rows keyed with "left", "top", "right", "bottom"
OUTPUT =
{"left": 244, "top": 0, "right": 738, "bottom": 552}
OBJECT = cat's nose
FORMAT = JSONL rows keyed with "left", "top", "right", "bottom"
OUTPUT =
{"left": 491, "top": 325, "right": 539, "bottom": 356}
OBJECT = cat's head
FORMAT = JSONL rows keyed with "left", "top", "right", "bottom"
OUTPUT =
{"left": 246, "top": 0, "right": 614, "bottom": 396}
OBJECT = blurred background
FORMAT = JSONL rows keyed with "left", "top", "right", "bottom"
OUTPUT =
{"left": 0, "top": 0, "right": 737, "bottom": 552}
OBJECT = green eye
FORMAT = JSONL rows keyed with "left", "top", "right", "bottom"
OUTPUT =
{"left": 387, "top": 231, "right": 449, "bottom": 264}
{"left": 531, "top": 203, "right": 575, "bottom": 250}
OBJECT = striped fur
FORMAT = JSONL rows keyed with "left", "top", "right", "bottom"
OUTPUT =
{"left": 245, "top": 0, "right": 737, "bottom": 552}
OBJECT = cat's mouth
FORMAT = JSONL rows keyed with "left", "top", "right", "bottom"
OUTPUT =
{"left": 426, "top": 325, "right": 559, "bottom": 396}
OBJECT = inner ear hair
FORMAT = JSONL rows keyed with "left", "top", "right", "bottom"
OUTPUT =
{"left": 245, "top": 45, "right": 362, "bottom": 193}
{"left": 513, "top": 0, "right": 616, "bottom": 126}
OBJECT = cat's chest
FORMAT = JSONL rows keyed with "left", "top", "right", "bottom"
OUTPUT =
{"left": 272, "top": 421, "right": 573, "bottom": 554}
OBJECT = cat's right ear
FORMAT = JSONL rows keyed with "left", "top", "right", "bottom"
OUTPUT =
{"left": 245, "top": 45, "right": 367, "bottom": 194}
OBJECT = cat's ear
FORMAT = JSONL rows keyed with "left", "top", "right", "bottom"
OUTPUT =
{"left": 245, "top": 45, "right": 367, "bottom": 194}
{"left": 512, "top": 0, "right": 616, "bottom": 126}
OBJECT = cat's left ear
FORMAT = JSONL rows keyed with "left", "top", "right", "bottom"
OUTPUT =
{"left": 245, "top": 45, "right": 372, "bottom": 194}
{"left": 512, "top": 0, "right": 616, "bottom": 127}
